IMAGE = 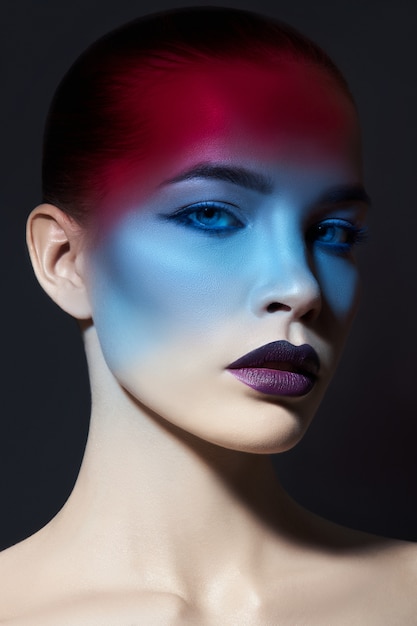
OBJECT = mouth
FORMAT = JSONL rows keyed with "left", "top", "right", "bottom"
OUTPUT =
{"left": 226, "top": 340, "right": 320, "bottom": 397}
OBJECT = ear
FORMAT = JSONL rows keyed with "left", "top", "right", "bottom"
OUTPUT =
{"left": 27, "top": 204, "right": 92, "bottom": 319}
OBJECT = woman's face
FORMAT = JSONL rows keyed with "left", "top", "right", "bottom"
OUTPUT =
{"left": 85, "top": 59, "right": 368, "bottom": 454}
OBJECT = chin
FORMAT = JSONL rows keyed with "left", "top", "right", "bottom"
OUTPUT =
{"left": 206, "top": 409, "right": 315, "bottom": 455}
{"left": 148, "top": 394, "right": 319, "bottom": 456}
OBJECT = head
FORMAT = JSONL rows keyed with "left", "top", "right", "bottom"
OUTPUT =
{"left": 27, "top": 7, "right": 369, "bottom": 454}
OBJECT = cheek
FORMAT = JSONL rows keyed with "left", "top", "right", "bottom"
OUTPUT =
{"left": 88, "top": 220, "right": 249, "bottom": 370}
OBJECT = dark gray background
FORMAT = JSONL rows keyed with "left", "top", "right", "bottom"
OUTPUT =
{"left": 1, "top": 0, "right": 416, "bottom": 550}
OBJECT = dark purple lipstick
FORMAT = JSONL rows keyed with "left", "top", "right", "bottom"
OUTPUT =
{"left": 226, "top": 340, "right": 320, "bottom": 397}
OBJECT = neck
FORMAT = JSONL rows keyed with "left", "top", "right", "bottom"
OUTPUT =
{"left": 49, "top": 327, "right": 312, "bottom": 598}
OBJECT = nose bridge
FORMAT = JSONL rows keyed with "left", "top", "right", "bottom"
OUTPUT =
{"left": 249, "top": 220, "right": 321, "bottom": 320}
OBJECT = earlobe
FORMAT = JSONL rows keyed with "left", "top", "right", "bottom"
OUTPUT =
{"left": 26, "top": 204, "right": 93, "bottom": 319}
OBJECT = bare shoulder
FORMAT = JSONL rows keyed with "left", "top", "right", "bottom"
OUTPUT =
{"left": 373, "top": 535, "right": 417, "bottom": 592}
{"left": 320, "top": 514, "right": 417, "bottom": 586}
{"left": 0, "top": 533, "right": 47, "bottom": 622}
{"left": 350, "top": 536, "right": 417, "bottom": 624}
{"left": 282, "top": 510, "right": 417, "bottom": 624}
{"left": 317, "top": 521, "right": 417, "bottom": 624}
{"left": 0, "top": 534, "right": 197, "bottom": 626}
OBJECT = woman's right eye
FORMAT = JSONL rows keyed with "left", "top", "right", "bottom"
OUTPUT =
{"left": 163, "top": 202, "right": 245, "bottom": 235}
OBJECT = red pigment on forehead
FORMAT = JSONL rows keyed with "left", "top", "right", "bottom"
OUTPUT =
{"left": 96, "top": 59, "right": 357, "bottom": 229}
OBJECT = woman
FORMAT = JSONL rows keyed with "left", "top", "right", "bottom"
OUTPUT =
{"left": 1, "top": 7, "right": 416, "bottom": 624}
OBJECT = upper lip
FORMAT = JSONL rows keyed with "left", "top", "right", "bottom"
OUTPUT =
{"left": 227, "top": 340, "right": 320, "bottom": 377}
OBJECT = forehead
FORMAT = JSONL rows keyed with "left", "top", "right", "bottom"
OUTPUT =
{"left": 160, "top": 59, "right": 354, "bottom": 138}
{"left": 97, "top": 58, "right": 361, "bottom": 226}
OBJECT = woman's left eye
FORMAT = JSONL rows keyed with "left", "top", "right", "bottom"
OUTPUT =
{"left": 164, "top": 202, "right": 245, "bottom": 235}
{"left": 307, "top": 219, "right": 368, "bottom": 252}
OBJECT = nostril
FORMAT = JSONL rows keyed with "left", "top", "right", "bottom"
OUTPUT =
{"left": 267, "top": 302, "right": 280, "bottom": 313}
{"left": 266, "top": 302, "right": 290, "bottom": 313}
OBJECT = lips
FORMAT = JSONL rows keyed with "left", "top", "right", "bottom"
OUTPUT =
{"left": 226, "top": 340, "right": 320, "bottom": 397}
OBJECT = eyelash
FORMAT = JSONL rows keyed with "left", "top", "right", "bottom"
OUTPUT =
{"left": 163, "top": 203, "right": 368, "bottom": 251}
{"left": 163, "top": 202, "right": 245, "bottom": 236}
{"left": 307, "top": 219, "right": 369, "bottom": 253}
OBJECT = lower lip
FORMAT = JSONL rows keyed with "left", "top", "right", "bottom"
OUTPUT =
{"left": 227, "top": 368, "right": 316, "bottom": 397}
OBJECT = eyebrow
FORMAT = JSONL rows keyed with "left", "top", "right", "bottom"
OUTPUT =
{"left": 161, "top": 162, "right": 371, "bottom": 207}
{"left": 161, "top": 163, "right": 274, "bottom": 194}
{"left": 317, "top": 185, "right": 371, "bottom": 207}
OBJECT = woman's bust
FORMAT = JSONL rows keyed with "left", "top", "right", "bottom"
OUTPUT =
{"left": 1, "top": 7, "right": 416, "bottom": 624}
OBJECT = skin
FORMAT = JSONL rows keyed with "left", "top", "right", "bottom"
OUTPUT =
{"left": 0, "top": 59, "right": 416, "bottom": 625}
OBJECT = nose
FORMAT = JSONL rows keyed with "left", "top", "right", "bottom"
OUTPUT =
{"left": 248, "top": 237, "right": 322, "bottom": 324}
